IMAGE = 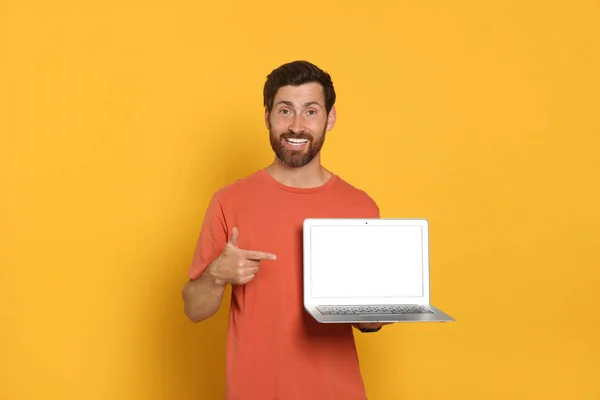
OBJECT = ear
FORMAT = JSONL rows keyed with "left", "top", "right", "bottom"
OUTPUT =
{"left": 326, "top": 105, "right": 336, "bottom": 131}
{"left": 265, "top": 107, "right": 271, "bottom": 129}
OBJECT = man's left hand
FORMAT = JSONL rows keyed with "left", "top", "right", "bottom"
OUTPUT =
{"left": 352, "top": 322, "right": 393, "bottom": 332}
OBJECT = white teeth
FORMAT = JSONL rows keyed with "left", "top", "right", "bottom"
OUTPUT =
{"left": 285, "top": 138, "right": 308, "bottom": 144}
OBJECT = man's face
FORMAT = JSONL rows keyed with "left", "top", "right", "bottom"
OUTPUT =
{"left": 266, "top": 82, "right": 336, "bottom": 168}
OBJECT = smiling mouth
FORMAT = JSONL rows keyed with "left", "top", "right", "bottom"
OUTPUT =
{"left": 284, "top": 137, "right": 309, "bottom": 146}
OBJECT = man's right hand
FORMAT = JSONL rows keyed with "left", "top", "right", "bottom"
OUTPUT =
{"left": 207, "top": 227, "right": 277, "bottom": 286}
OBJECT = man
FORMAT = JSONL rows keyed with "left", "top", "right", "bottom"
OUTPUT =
{"left": 182, "top": 60, "right": 388, "bottom": 400}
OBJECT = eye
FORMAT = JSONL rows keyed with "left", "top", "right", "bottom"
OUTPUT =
{"left": 306, "top": 109, "right": 317, "bottom": 116}
{"left": 279, "top": 108, "right": 291, "bottom": 115}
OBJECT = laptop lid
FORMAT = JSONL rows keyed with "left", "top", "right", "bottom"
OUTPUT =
{"left": 303, "top": 218, "right": 430, "bottom": 306}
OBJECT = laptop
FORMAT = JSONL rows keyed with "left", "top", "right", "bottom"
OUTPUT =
{"left": 303, "top": 218, "right": 454, "bottom": 323}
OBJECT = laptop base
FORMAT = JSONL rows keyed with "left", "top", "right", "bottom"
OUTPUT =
{"left": 305, "top": 304, "right": 455, "bottom": 323}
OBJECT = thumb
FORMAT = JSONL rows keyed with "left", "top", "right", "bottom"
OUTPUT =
{"left": 228, "top": 227, "right": 239, "bottom": 247}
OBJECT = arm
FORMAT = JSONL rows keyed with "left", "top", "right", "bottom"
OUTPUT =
{"left": 181, "top": 193, "right": 277, "bottom": 323}
{"left": 182, "top": 193, "right": 228, "bottom": 323}
{"left": 182, "top": 226, "right": 277, "bottom": 323}
{"left": 182, "top": 265, "right": 227, "bottom": 323}
{"left": 182, "top": 229, "right": 276, "bottom": 323}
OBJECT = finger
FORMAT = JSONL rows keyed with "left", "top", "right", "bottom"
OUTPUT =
{"left": 228, "top": 227, "right": 239, "bottom": 247}
{"left": 357, "top": 323, "right": 383, "bottom": 329}
{"left": 238, "top": 266, "right": 259, "bottom": 276}
{"left": 242, "top": 249, "right": 277, "bottom": 261}
{"left": 237, "top": 259, "right": 260, "bottom": 269}
{"left": 234, "top": 271, "right": 257, "bottom": 285}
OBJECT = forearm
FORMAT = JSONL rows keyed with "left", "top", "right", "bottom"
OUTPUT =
{"left": 182, "top": 269, "right": 226, "bottom": 323}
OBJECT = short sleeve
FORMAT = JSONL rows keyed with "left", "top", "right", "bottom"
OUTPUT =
{"left": 188, "top": 193, "right": 229, "bottom": 280}
{"left": 371, "top": 199, "right": 381, "bottom": 218}
{"left": 362, "top": 191, "right": 381, "bottom": 218}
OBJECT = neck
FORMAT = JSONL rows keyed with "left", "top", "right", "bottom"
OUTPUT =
{"left": 265, "top": 154, "right": 332, "bottom": 188}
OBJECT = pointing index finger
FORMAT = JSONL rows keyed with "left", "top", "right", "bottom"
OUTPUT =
{"left": 243, "top": 250, "right": 277, "bottom": 261}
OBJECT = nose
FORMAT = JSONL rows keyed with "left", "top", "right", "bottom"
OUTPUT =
{"left": 289, "top": 114, "right": 305, "bottom": 134}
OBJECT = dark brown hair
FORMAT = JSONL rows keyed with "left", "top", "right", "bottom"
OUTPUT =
{"left": 263, "top": 60, "right": 336, "bottom": 114}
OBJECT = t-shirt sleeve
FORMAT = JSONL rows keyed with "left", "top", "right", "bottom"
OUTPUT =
{"left": 188, "top": 193, "right": 229, "bottom": 280}
{"left": 363, "top": 191, "right": 381, "bottom": 218}
{"left": 371, "top": 199, "right": 381, "bottom": 218}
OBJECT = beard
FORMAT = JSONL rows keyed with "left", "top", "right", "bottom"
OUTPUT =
{"left": 269, "top": 127, "right": 326, "bottom": 168}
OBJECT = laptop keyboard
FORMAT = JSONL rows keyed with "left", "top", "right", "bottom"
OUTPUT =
{"left": 317, "top": 305, "right": 434, "bottom": 315}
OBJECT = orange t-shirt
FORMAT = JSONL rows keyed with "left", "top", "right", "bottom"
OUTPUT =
{"left": 189, "top": 169, "right": 380, "bottom": 400}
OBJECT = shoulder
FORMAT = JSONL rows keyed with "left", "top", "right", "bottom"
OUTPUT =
{"left": 210, "top": 170, "right": 263, "bottom": 203}
{"left": 332, "top": 174, "right": 380, "bottom": 217}
{"left": 198, "top": 170, "right": 265, "bottom": 232}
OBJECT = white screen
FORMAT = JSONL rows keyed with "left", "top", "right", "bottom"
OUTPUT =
{"left": 310, "top": 225, "right": 424, "bottom": 298}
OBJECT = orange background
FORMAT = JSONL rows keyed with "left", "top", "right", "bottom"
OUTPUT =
{"left": 1, "top": 1, "right": 599, "bottom": 399}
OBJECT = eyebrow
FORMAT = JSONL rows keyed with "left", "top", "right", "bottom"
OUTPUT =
{"left": 275, "top": 100, "right": 323, "bottom": 108}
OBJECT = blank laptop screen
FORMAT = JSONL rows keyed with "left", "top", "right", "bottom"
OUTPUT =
{"left": 309, "top": 225, "right": 425, "bottom": 298}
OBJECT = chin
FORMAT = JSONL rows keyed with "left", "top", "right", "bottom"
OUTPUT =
{"left": 280, "top": 154, "right": 315, "bottom": 168}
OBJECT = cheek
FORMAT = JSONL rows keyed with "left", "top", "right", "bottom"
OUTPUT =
{"left": 268, "top": 116, "right": 285, "bottom": 129}
{"left": 311, "top": 118, "right": 328, "bottom": 131}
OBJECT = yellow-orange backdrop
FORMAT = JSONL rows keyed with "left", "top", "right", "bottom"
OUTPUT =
{"left": 1, "top": 1, "right": 599, "bottom": 399}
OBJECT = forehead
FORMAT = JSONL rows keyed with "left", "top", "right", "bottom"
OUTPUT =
{"left": 273, "top": 82, "right": 325, "bottom": 106}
